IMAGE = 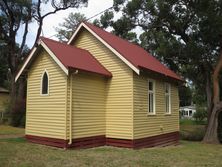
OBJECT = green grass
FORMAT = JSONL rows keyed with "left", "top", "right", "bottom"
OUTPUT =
{"left": 180, "top": 119, "right": 206, "bottom": 141}
{"left": 0, "top": 125, "right": 25, "bottom": 135}
{"left": 0, "top": 139, "right": 222, "bottom": 167}
{"left": 180, "top": 118, "right": 206, "bottom": 125}
{"left": 1, "top": 125, "right": 222, "bottom": 167}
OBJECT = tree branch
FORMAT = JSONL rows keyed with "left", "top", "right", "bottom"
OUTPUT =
{"left": 42, "top": 5, "right": 72, "bottom": 19}
{"left": 19, "top": 16, "right": 30, "bottom": 55}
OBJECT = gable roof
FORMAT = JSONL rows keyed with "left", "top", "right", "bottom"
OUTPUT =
{"left": 40, "top": 37, "right": 112, "bottom": 77}
{"left": 68, "top": 22, "right": 182, "bottom": 81}
{"left": 15, "top": 37, "right": 112, "bottom": 82}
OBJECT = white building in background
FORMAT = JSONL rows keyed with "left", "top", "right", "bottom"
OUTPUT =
{"left": 179, "top": 105, "right": 196, "bottom": 118}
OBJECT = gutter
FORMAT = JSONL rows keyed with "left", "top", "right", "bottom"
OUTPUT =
{"left": 65, "top": 75, "right": 68, "bottom": 142}
{"left": 68, "top": 73, "right": 73, "bottom": 145}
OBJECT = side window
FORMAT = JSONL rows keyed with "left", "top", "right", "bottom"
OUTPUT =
{"left": 41, "top": 71, "right": 49, "bottom": 95}
{"left": 148, "top": 80, "right": 155, "bottom": 114}
{"left": 165, "top": 83, "right": 171, "bottom": 114}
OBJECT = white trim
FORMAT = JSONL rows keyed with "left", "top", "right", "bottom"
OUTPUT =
{"left": 67, "top": 23, "right": 83, "bottom": 44}
{"left": 40, "top": 40, "right": 68, "bottom": 75}
{"left": 15, "top": 39, "right": 69, "bottom": 83}
{"left": 165, "top": 83, "right": 171, "bottom": 114}
{"left": 40, "top": 70, "right": 49, "bottom": 96}
{"left": 68, "top": 23, "right": 140, "bottom": 75}
{"left": 147, "top": 79, "right": 156, "bottom": 115}
{"left": 15, "top": 47, "right": 37, "bottom": 82}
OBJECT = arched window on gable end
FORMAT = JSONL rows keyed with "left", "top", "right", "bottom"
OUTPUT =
{"left": 41, "top": 71, "right": 49, "bottom": 95}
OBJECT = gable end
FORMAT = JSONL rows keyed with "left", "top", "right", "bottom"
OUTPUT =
{"left": 68, "top": 23, "right": 140, "bottom": 75}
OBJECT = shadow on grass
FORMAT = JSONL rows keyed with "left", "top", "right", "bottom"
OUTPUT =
{"left": 0, "top": 137, "right": 26, "bottom": 143}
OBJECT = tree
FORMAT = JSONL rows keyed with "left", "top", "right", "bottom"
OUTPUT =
{"left": 179, "top": 85, "right": 192, "bottom": 107}
{"left": 94, "top": 10, "right": 138, "bottom": 43}
{"left": 0, "top": 0, "right": 88, "bottom": 125}
{"left": 55, "top": 12, "right": 86, "bottom": 42}
{"left": 99, "top": 0, "right": 222, "bottom": 143}
{"left": 0, "top": 41, "right": 8, "bottom": 87}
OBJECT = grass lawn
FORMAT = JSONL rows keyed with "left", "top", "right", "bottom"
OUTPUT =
{"left": 1, "top": 126, "right": 222, "bottom": 167}
{"left": 180, "top": 119, "right": 206, "bottom": 141}
{"left": 0, "top": 125, "right": 25, "bottom": 135}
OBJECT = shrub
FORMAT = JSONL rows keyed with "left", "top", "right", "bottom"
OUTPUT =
{"left": 180, "top": 125, "right": 205, "bottom": 141}
{"left": 10, "top": 99, "right": 26, "bottom": 127}
{"left": 193, "top": 107, "right": 207, "bottom": 124}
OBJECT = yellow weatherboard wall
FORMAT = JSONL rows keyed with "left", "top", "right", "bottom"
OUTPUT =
{"left": 133, "top": 73, "right": 179, "bottom": 139}
{"left": 72, "top": 29, "right": 134, "bottom": 139}
{"left": 26, "top": 50, "right": 67, "bottom": 139}
{"left": 70, "top": 72, "right": 106, "bottom": 139}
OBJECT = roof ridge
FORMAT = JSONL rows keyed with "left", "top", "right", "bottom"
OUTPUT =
{"left": 83, "top": 22, "right": 168, "bottom": 66}
{"left": 83, "top": 22, "right": 147, "bottom": 52}
{"left": 81, "top": 22, "right": 182, "bottom": 81}
{"left": 40, "top": 36, "right": 91, "bottom": 54}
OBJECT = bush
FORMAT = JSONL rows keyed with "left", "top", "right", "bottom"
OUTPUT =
{"left": 10, "top": 99, "right": 26, "bottom": 127}
{"left": 180, "top": 125, "right": 205, "bottom": 141}
{"left": 193, "top": 107, "right": 207, "bottom": 124}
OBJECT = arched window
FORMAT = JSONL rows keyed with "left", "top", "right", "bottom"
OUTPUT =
{"left": 41, "top": 71, "right": 49, "bottom": 95}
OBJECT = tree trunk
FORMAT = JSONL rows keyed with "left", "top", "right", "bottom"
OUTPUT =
{"left": 203, "top": 51, "right": 222, "bottom": 143}
{"left": 206, "top": 71, "right": 213, "bottom": 124}
{"left": 9, "top": 72, "right": 17, "bottom": 110}
{"left": 203, "top": 103, "right": 222, "bottom": 143}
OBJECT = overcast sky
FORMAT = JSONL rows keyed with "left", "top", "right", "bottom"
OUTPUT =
{"left": 17, "top": 0, "right": 114, "bottom": 48}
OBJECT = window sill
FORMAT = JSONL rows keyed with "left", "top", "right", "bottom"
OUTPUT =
{"left": 165, "top": 113, "right": 171, "bottom": 116}
{"left": 147, "top": 113, "right": 156, "bottom": 116}
{"left": 40, "top": 94, "right": 49, "bottom": 96}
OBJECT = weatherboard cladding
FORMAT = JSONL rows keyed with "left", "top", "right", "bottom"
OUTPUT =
{"left": 26, "top": 50, "right": 67, "bottom": 139}
{"left": 83, "top": 22, "right": 182, "bottom": 81}
{"left": 72, "top": 29, "right": 134, "bottom": 139}
{"left": 20, "top": 21, "right": 180, "bottom": 148}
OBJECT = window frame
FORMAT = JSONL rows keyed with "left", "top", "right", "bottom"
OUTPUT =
{"left": 40, "top": 70, "right": 49, "bottom": 96}
{"left": 165, "top": 83, "right": 171, "bottom": 114}
{"left": 148, "top": 79, "right": 156, "bottom": 115}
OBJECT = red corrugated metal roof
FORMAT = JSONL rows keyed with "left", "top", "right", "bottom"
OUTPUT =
{"left": 83, "top": 22, "right": 182, "bottom": 81}
{"left": 40, "top": 37, "right": 112, "bottom": 77}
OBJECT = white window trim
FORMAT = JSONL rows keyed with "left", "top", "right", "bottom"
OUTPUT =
{"left": 165, "top": 83, "right": 171, "bottom": 114}
{"left": 40, "top": 70, "right": 49, "bottom": 96}
{"left": 147, "top": 79, "right": 156, "bottom": 115}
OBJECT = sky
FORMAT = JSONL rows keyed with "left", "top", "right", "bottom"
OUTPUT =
{"left": 17, "top": 0, "right": 114, "bottom": 48}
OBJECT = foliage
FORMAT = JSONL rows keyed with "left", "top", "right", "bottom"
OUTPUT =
{"left": 55, "top": 12, "right": 86, "bottom": 42}
{"left": 10, "top": 99, "right": 26, "bottom": 127}
{"left": 0, "top": 0, "right": 88, "bottom": 127}
{"left": 180, "top": 124, "right": 205, "bottom": 141}
{"left": 0, "top": 92, "right": 25, "bottom": 127}
{"left": 97, "top": 0, "right": 222, "bottom": 107}
{"left": 179, "top": 85, "right": 192, "bottom": 106}
{"left": 95, "top": 0, "right": 222, "bottom": 143}
{"left": 0, "top": 42, "right": 8, "bottom": 87}
{"left": 180, "top": 119, "right": 206, "bottom": 141}
{"left": 193, "top": 106, "right": 207, "bottom": 123}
